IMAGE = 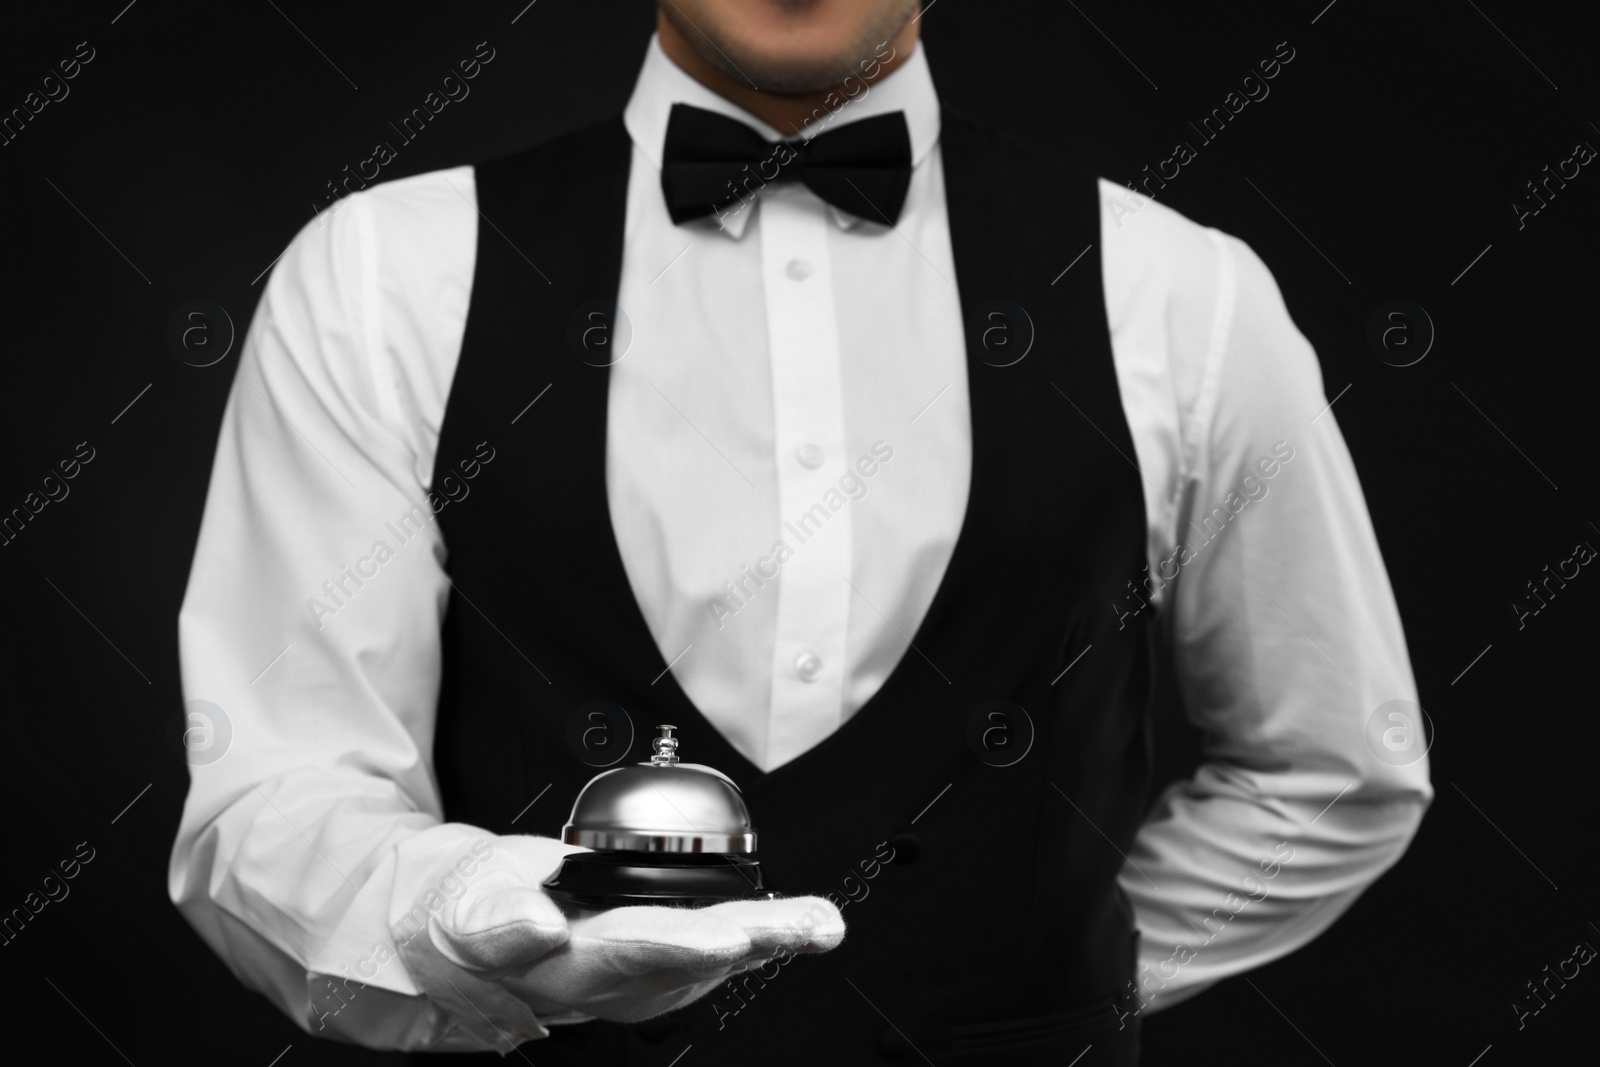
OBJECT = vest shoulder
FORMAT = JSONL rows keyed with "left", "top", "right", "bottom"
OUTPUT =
{"left": 941, "top": 109, "right": 1227, "bottom": 285}
{"left": 941, "top": 107, "right": 1101, "bottom": 191}
{"left": 285, "top": 111, "right": 627, "bottom": 263}
{"left": 338, "top": 115, "right": 628, "bottom": 220}
{"left": 471, "top": 115, "right": 631, "bottom": 181}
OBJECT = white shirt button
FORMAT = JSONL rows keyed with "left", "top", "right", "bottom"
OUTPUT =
{"left": 795, "top": 443, "right": 824, "bottom": 469}
{"left": 795, "top": 652, "right": 823, "bottom": 682}
{"left": 785, "top": 258, "right": 812, "bottom": 281}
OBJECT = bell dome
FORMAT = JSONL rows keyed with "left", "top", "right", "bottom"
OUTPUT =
{"left": 560, "top": 725, "right": 757, "bottom": 854}
{"left": 542, "top": 725, "right": 770, "bottom": 909}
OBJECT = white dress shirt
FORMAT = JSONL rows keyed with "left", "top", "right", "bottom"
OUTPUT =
{"left": 169, "top": 35, "right": 1432, "bottom": 1052}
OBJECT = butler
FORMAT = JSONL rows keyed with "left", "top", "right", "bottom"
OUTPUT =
{"left": 169, "top": 2, "right": 1432, "bottom": 1064}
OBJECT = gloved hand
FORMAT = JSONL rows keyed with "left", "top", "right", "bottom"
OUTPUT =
{"left": 427, "top": 843, "right": 844, "bottom": 1024}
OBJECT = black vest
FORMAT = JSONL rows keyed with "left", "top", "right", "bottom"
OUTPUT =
{"left": 418, "top": 109, "right": 1152, "bottom": 1066}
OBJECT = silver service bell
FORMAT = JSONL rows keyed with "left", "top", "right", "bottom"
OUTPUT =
{"left": 541, "top": 725, "right": 772, "bottom": 909}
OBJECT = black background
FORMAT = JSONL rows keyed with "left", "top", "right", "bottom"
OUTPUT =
{"left": 2, "top": 1, "right": 1597, "bottom": 1064}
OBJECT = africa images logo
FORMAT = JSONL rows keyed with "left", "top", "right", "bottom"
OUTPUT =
{"left": 167, "top": 699, "right": 232, "bottom": 766}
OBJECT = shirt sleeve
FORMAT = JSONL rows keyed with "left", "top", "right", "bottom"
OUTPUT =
{"left": 166, "top": 169, "right": 581, "bottom": 1051}
{"left": 1117, "top": 227, "right": 1434, "bottom": 1012}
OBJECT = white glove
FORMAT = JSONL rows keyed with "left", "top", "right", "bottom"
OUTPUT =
{"left": 427, "top": 843, "right": 845, "bottom": 1025}
{"left": 502, "top": 896, "right": 844, "bottom": 1023}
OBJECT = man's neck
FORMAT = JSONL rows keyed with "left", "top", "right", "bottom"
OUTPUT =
{"left": 655, "top": 11, "right": 920, "bottom": 136}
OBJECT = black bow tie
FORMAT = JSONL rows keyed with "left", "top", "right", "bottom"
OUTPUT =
{"left": 660, "top": 103, "right": 913, "bottom": 227}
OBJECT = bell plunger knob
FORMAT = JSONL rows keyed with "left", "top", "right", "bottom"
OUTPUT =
{"left": 650, "top": 724, "right": 680, "bottom": 765}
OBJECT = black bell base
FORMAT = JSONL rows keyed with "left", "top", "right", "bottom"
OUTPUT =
{"left": 542, "top": 850, "right": 768, "bottom": 909}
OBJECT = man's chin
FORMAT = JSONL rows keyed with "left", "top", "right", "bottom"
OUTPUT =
{"left": 729, "top": 54, "right": 871, "bottom": 95}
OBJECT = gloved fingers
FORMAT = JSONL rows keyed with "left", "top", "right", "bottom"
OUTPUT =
{"left": 496, "top": 897, "right": 845, "bottom": 1026}
{"left": 503, "top": 964, "right": 728, "bottom": 1025}
{"left": 500, "top": 907, "right": 750, "bottom": 1020}
{"left": 429, "top": 883, "right": 571, "bottom": 972}
{"left": 562, "top": 904, "right": 754, "bottom": 979}
{"left": 574, "top": 973, "right": 731, "bottom": 1024}
{"left": 697, "top": 894, "right": 845, "bottom": 955}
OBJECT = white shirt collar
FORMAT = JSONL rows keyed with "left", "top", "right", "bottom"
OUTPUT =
{"left": 623, "top": 32, "right": 941, "bottom": 238}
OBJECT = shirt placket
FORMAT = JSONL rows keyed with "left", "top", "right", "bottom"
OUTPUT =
{"left": 757, "top": 188, "right": 851, "bottom": 769}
